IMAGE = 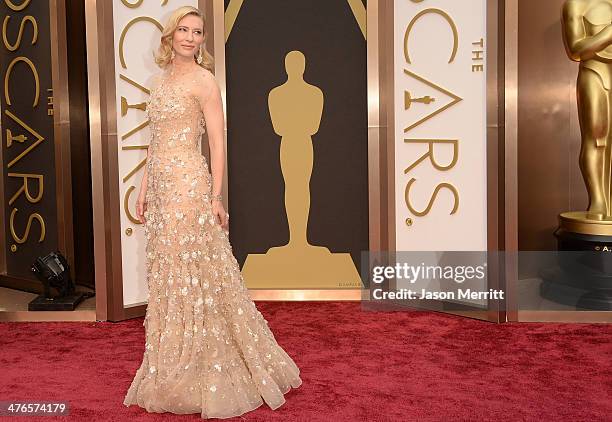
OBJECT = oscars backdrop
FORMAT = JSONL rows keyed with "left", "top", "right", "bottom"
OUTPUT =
{"left": 393, "top": 0, "right": 488, "bottom": 307}
{"left": 0, "top": 0, "right": 57, "bottom": 281}
{"left": 224, "top": 0, "right": 369, "bottom": 289}
{"left": 394, "top": 0, "right": 488, "bottom": 251}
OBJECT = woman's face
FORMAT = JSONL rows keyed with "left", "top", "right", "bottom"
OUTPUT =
{"left": 172, "top": 14, "right": 204, "bottom": 59}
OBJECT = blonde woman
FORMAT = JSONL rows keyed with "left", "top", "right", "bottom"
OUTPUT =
{"left": 122, "top": 6, "right": 302, "bottom": 418}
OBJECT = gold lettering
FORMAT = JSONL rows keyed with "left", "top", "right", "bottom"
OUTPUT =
{"left": 47, "top": 88, "right": 53, "bottom": 115}
{"left": 2, "top": 15, "right": 37, "bottom": 51}
{"left": 122, "top": 157, "right": 147, "bottom": 183}
{"left": 402, "top": 69, "right": 462, "bottom": 133}
{"left": 4, "top": 56, "right": 39, "bottom": 106}
{"left": 4, "top": 0, "right": 31, "bottom": 12}
{"left": 403, "top": 139, "right": 458, "bottom": 174}
{"left": 119, "top": 16, "right": 162, "bottom": 69}
{"left": 472, "top": 38, "right": 485, "bottom": 72}
{"left": 122, "top": 120, "right": 149, "bottom": 140}
{"left": 4, "top": 109, "right": 44, "bottom": 168}
{"left": 120, "top": 0, "right": 143, "bottom": 8}
{"left": 123, "top": 185, "right": 141, "bottom": 225}
{"left": 8, "top": 172, "right": 43, "bottom": 205}
{"left": 6, "top": 129, "right": 26, "bottom": 147}
{"left": 10, "top": 208, "right": 45, "bottom": 244}
{"left": 404, "top": 8, "right": 459, "bottom": 65}
{"left": 405, "top": 179, "right": 459, "bottom": 217}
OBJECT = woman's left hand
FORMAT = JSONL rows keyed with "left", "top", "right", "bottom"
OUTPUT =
{"left": 212, "top": 200, "right": 229, "bottom": 230}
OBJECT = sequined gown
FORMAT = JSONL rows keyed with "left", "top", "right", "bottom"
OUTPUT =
{"left": 122, "top": 63, "right": 302, "bottom": 418}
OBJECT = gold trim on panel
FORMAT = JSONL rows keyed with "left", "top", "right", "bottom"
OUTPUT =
{"left": 385, "top": 0, "right": 396, "bottom": 253}
{"left": 50, "top": 0, "right": 75, "bottom": 282}
{"left": 248, "top": 290, "right": 362, "bottom": 301}
{"left": 505, "top": 0, "right": 519, "bottom": 322}
{"left": 85, "top": 0, "right": 106, "bottom": 321}
{"left": 0, "top": 310, "right": 96, "bottom": 322}
{"left": 85, "top": 0, "right": 124, "bottom": 321}
{"left": 517, "top": 311, "right": 612, "bottom": 323}
{"left": 444, "top": 309, "right": 493, "bottom": 321}
{"left": 367, "top": 0, "right": 382, "bottom": 252}
{"left": 485, "top": 0, "right": 505, "bottom": 323}
{"left": 367, "top": 0, "right": 392, "bottom": 256}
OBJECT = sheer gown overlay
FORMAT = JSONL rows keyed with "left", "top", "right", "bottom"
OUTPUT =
{"left": 122, "top": 63, "right": 302, "bottom": 419}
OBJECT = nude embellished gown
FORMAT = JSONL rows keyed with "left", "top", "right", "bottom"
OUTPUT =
{"left": 122, "top": 62, "right": 302, "bottom": 418}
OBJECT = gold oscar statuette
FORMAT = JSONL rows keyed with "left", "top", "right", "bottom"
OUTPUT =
{"left": 540, "top": 0, "right": 612, "bottom": 310}
{"left": 241, "top": 51, "right": 362, "bottom": 289}
{"left": 560, "top": 0, "right": 612, "bottom": 233}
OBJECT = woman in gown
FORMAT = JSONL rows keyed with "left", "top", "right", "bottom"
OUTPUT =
{"left": 122, "top": 6, "right": 302, "bottom": 419}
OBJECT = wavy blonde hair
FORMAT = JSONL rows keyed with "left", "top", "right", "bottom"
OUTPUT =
{"left": 155, "top": 6, "right": 214, "bottom": 71}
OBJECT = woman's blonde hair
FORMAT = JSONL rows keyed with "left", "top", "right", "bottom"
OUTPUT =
{"left": 154, "top": 6, "right": 214, "bottom": 71}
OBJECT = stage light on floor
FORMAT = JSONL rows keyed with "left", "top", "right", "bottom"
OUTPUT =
{"left": 29, "top": 252, "right": 85, "bottom": 311}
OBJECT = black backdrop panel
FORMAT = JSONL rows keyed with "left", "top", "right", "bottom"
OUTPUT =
{"left": 224, "top": 0, "right": 369, "bottom": 271}
{"left": 0, "top": 1, "right": 58, "bottom": 280}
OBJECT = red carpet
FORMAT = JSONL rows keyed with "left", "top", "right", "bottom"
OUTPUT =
{"left": 1, "top": 302, "right": 611, "bottom": 421}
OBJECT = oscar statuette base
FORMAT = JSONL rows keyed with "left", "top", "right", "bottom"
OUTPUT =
{"left": 241, "top": 243, "right": 363, "bottom": 289}
{"left": 540, "top": 212, "right": 612, "bottom": 310}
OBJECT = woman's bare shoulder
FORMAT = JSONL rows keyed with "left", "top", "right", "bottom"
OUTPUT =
{"left": 194, "top": 67, "right": 220, "bottom": 99}
{"left": 195, "top": 66, "right": 217, "bottom": 85}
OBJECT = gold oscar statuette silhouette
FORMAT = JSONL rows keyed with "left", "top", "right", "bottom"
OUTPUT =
{"left": 241, "top": 51, "right": 362, "bottom": 289}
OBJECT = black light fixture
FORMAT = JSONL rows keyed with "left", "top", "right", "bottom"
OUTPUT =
{"left": 29, "top": 251, "right": 85, "bottom": 311}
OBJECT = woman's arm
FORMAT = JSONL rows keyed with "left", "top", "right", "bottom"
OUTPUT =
{"left": 200, "top": 70, "right": 228, "bottom": 229}
{"left": 139, "top": 146, "right": 151, "bottom": 195}
{"left": 136, "top": 73, "right": 162, "bottom": 224}
{"left": 136, "top": 136, "right": 152, "bottom": 224}
{"left": 202, "top": 75, "right": 225, "bottom": 200}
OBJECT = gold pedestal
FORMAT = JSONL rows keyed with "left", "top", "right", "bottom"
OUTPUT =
{"left": 242, "top": 244, "right": 363, "bottom": 289}
{"left": 559, "top": 211, "right": 612, "bottom": 236}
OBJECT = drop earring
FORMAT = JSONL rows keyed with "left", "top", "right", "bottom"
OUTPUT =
{"left": 197, "top": 47, "right": 203, "bottom": 65}
{"left": 171, "top": 49, "right": 175, "bottom": 60}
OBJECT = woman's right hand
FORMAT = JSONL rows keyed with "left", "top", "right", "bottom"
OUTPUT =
{"left": 136, "top": 190, "right": 147, "bottom": 224}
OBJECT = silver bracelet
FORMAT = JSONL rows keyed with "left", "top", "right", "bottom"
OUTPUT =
{"left": 211, "top": 194, "right": 223, "bottom": 202}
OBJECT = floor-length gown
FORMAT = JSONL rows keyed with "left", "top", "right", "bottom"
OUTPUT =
{"left": 122, "top": 62, "right": 302, "bottom": 419}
